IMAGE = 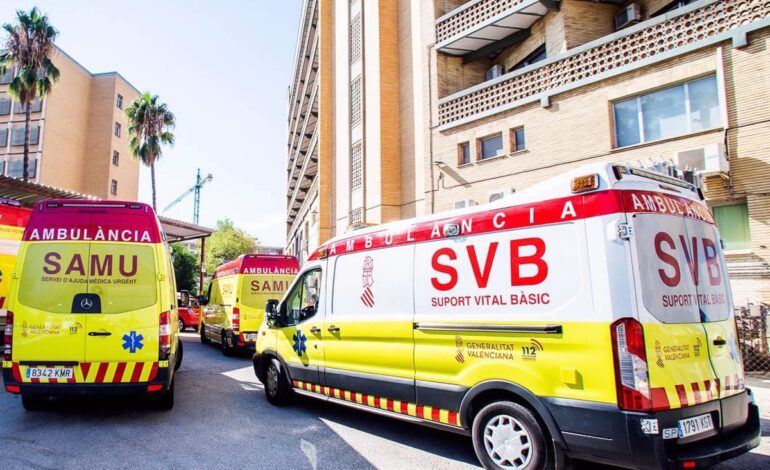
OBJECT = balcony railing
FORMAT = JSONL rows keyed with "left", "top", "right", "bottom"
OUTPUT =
{"left": 436, "top": 0, "right": 528, "bottom": 45}
{"left": 437, "top": 0, "right": 770, "bottom": 129}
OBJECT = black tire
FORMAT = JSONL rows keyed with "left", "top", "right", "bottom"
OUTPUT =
{"left": 200, "top": 323, "right": 210, "bottom": 345}
{"left": 221, "top": 329, "right": 236, "bottom": 357}
{"left": 174, "top": 339, "right": 183, "bottom": 371}
{"left": 178, "top": 318, "right": 185, "bottom": 332}
{"left": 471, "top": 401, "right": 547, "bottom": 470}
{"left": 264, "top": 357, "right": 293, "bottom": 406}
{"left": 156, "top": 379, "right": 175, "bottom": 410}
{"left": 21, "top": 394, "right": 47, "bottom": 411}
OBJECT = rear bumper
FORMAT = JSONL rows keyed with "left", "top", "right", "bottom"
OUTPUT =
{"left": 236, "top": 332, "right": 259, "bottom": 350}
{"left": 544, "top": 389, "right": 761, "bottom": 469}
{"left": 2, "top": 366, "right": 171, "bottom": 396}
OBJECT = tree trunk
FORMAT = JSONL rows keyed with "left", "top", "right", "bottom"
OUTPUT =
{"left": 151, "top": 163, "right": 157, "bottom": 211}
{"left": 23, "top": 103, "right": 31, "bottom": 182}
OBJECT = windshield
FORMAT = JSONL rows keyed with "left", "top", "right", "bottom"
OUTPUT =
{"left": 18, "top": 243, "right": 158, "bottom": 314}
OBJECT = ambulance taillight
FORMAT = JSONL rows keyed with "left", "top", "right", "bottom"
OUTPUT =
{"left": 232, "top": 307, "right": 240, "bottom": 333}
{"left": 159, "top": 311, "right": 171, "bottom": 360}
{"left": 611, "top": 318, "right": 652, "bottom": 412}
{"left": 3, "top": 311, "right": 12, "bottom": 360}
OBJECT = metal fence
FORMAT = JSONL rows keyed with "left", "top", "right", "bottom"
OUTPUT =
{"left": 736, "top": 304, "right": 770, "bottom": 376}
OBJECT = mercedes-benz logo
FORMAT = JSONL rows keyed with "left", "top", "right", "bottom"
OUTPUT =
{"left": 80, "top": 298, "right": 94, "bottom": 310}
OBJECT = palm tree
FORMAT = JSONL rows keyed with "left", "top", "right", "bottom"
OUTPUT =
{"left": 0, "top": 7, "right": 60, "bottom": 182}
{"left": 125, "top": 92, "right": 175, "bottom": 210}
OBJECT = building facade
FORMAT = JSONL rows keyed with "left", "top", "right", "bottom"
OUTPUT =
{"left": 0, "top": 47, "right": 141, "bottom": 200}
{"left": 287, "top": 0, "right": 770, "bottom": 305}
{"left": 286, "top": 0, "right": 429, "bottom": 263}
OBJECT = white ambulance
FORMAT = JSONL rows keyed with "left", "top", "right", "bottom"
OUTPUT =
{"left": 254, "top": 162, "right": 760, "bottom": 469}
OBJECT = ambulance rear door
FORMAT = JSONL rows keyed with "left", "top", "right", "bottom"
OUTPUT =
{"left": 628, "top": 205, "right": 720, "bottom": 412}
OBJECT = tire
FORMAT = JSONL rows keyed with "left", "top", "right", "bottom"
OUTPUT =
{"left": 471, "top": 401, "right": 547, "bottom": 470}
{"left": 178, "top": 318, "right": 185, "bottom": 332}
{"left": 200, "top": 323, "right": 210, "bottom": 345}
{"left": 221, "top": 329, "right": 236, "bottom": 357}
{"left": 174, "top": 339, "right": 183, "bottom": 371}
{"left": 264, "top": 357, "right": 294, "bottom": 406}
{"left": 21, "top": 394, "right": 47, "bottom": 411}
{"left": 156, "top": 379, "right": 175, "bottom": 410}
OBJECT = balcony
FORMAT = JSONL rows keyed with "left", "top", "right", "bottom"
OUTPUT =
{"left": 437, "top": 0, "right": 770, "bottom": 130}
{"left": 435, "top": 0, "right": 557, "bottom": 58}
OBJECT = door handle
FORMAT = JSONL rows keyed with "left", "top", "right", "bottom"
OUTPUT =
{"left": 88, "top": 331, "right": 112, "bottom": 337}
{"left": 713, "top": 337, "right": 727, "bottom": 346}
{"left": 327, "top": 325, "right": 340, "bottom": 333}
{"left": 310, "top": 326, "right": 321, "bottom": 334}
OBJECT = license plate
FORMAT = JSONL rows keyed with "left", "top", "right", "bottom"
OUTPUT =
{"left": 25, "top": 367, "right": 74, "bottom": 380}
{"left": 245, "top": 334, "right": 259, "bottom": 341}
{"left": 677, "top": 413, "right": 714, "bottom": 438}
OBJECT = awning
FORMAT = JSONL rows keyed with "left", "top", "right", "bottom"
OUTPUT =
{"left": 159, "top": 216, "right": 214, "bottom": 242}
{"left": 436, "top": 0, "right": 558, "bottom": 57}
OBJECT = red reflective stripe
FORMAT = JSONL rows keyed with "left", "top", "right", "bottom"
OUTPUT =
{"left": 691, "top": 382, "right": 703, "bottom": 404}
{"left": 448, "top": 411, "right": 459, "bottom": 426}
{"left": 374, "top": 397, "right": 381, "bottom": 408}
{"left": 95, "top": 363, "right": 109, "bottom": 383}
{"left": 148, "top": 362, "right": 158, "bottom": 381}
{"left": 431, "top": 408, "right": 441, "bottom": 422}
{"left": 80, "top": 362, "right": 91, "bottom": 379}
{"left": 386, "top": 399, "right": 395, "bottom": 412}
{"left": 416, "top": 405, "right": 425, "bottom": 418}
{"left": 292, "top": 380, "right": 299, "bottom": 388}
{"left": 11, "top": 363, "right": 21, "bottom": 381}
{"left": 31, "top": 377, "right": 40, "bottom": 384}
{"left": 113, "top": 362, "right": 127, "bottom": 383}
{"left": 309, "top": 190, "right": 713, "bottom": 260}
{"left": 651, "top": 387, "right": 670, "bottom": 411}
{"left": 675, "top": 384, "right": 689, "bottom": 407}
{"left": 400, "top": 402, "right": 409, "bottom": 415}
{"left": 131, "top": 362, "right": 144, "bottom": 383}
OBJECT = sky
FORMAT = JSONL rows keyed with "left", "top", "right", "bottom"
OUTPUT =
{"left": 0, "top": 0, "right": 303, "bottom": 247}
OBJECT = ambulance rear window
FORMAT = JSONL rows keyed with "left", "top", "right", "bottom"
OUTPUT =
{"left": 240, "top": 275, "right": 293, "bottom": 309}
{"left": 634, "top": 214, "right": 730, "bottom": 324}
{"left": 18, "top": 243, "right": 158, "bottom": 314}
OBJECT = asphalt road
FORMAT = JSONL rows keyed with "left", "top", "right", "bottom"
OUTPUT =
{"left": 0, "top": 332, "right": 768, "bottom": 469}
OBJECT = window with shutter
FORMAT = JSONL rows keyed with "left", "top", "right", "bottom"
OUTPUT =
{"left": 351, "top": 141, "right": 363, "bottom": 190}
{"left": 350, "top": 14, "right": 362, "bottom": 63}
{"left": 350, "top": 77, "right": 362, "bottom": 127}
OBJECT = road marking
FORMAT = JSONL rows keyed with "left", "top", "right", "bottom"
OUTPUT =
{"left": 221, "top": 366, "right": 263, "bottom": 391}
{"left": 301, "top": 439, "right": 317, "bottom": 470}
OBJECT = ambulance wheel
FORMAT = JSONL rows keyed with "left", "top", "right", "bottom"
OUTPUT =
{"left": 21, "top": 394, "right": 47, "bottom": 411}
{"left": 221, "top": 329, "right": 235, "bottom": 357}
{"left": 200, "top": 324, "right": 210, "bottom": 344}
{"left": 157, "top": 380, "right": 175, "bottom": 410}
{"left": 472, "top": 401, "right": 546, "bottom": 470}
{"left": 264, "top": 357, "right": 293, "bottom": 406}
{"left": 178, "top": 318, "right": 185, "bottom": 332}
{"left": 174, "top": 339, "right": 183, "bottom": 371}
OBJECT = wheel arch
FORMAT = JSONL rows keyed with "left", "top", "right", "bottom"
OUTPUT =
{"left": 459, "top": 380, "right": 566, "bottom": 450}
{"left": 254, "top": 348, "right": 292, "bottom": 384}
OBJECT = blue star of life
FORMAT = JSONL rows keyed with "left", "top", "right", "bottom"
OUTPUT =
{"left": 122, "top": 331, "right": 144, "bottom": 354}
{"left": 292, "top": 330, "right": 307, "bottom": 357}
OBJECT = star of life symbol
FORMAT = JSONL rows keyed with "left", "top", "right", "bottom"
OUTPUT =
{"left": 293, "top": 330, "right": 307, "bottom": 357}
{"left": 360, "top": 256, "right": 375, "bottom": 308}
{"left": 122, "top": 331, "right": 144, "bottom": 354}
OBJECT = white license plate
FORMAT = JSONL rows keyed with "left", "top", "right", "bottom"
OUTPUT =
{"left": 677, "top": 413, "right": 714, "bottom": 438}
{"left": 245, "top": 334, "right": 259, "bottom": 341}
{"left": 25, "top": 367, "right": 74, "bottom": 380}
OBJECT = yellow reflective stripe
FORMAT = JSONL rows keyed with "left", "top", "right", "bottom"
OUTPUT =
{"left": 121, "top": 362, "right": 135, "bottom": 383}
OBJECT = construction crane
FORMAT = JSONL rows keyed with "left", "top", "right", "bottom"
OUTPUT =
{"left": 163, "top": 168, "right": 213, "bottom": 225}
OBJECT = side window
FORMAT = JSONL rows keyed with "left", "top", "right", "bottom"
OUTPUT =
{"left": 284, "top": 269, "right": 322, "bottom": 326}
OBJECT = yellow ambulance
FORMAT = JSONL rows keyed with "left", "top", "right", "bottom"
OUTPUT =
{"left": 2, "top": 200, "right": 182, "bottom": 410}
{"left": 200, "top": 254, "right": 298, "bottom": 355}
{"left": 254, "top": 163, "right": 760, "bottom": 469}
{"left": 0, "top": 200, "right": 31, "bottom": 339}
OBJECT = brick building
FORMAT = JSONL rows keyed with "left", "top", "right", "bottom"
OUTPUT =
{"left": 0, "top": 46, "right": 140, "bottom": 200}
{"left": 286, "top": 0, "right": 770, "bottom": 305}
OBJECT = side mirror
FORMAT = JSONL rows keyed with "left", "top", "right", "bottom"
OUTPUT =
{"left": 265, "top": 299, "right": 280, "bottom": 328}
{"left": 198, "top": 295, "right": 209, "bottom": 306}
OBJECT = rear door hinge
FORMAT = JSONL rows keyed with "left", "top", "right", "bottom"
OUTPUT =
{"left": 617, "top": 223, "right": 633, "bottom": 241}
